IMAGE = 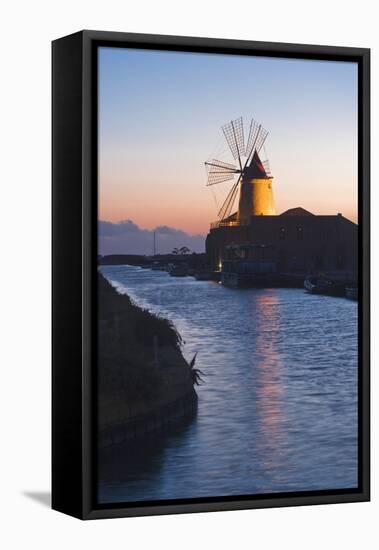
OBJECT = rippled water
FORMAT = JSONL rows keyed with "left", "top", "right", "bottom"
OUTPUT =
{"left": 98, "top": 265, "right": 358, "bottom": 504}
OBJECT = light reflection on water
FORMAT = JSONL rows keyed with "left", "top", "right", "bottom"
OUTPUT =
{"left": 98, "top": 265, "right": 358, "bottom": 503}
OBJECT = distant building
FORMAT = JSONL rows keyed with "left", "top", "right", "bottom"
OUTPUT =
{"left": 206, "top": 207, "right": 358, "bottom": 276}
{"left": 205, "top": 118, "right": 357, "bottom": 278}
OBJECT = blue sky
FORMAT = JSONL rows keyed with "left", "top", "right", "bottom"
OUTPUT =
{"left": 98, "top": 46, "right": 358, "bottom": 253}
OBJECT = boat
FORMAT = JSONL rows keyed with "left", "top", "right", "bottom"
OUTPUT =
{"left": 304, "top": 276, "right": 322, "bottom": 293}
{"left": 169, "top": 265, "right": 188, "bottom": 277}
{"left": 304, "top": 276, "right": 345, "bottom": 297}
{"left": 345, "top": 286, "right": 358, "bottom": 300}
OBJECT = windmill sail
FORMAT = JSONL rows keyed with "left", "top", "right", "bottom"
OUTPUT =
{"left": 205, "top": 115, "right": 273, "bottom": 223}
{"left": 262, "top": 158, "right": 271, "bottom": 175}
{"left": 205, "top": 159, "right": 237, "bottom": 186}
{"left": 222, "top": 117, "right": 245, "bottom": 164}
{"left": 246, "top": 119, "right": 260, "bottom": 160}
{"left": 255, "top": 126, "right": 269, "bottom": 154}
{"left": 218, "top": 177, "right": 241, "bottom": 220}
{"left": 245, "top": 118, "right": 269, "bottom": 164}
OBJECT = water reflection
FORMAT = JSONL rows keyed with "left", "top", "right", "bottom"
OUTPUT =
{"left": 99, "top": 414, "right": 197, "bottom": 501}
{"left": 98, "top": 266, "right": 358, "bottom": 503}
{"left": 253, "top": 291, "right": 288, "bottom": 475}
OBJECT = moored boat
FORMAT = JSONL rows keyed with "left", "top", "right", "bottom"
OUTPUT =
{"left": 169, "top": 265, "right": 188, "bottom": 277}
{"left": 304, "top": 276, "right": 345, "bottom": 297}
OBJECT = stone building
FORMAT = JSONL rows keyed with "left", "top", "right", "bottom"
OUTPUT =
{"left": 206, "top": 207, "right": 358, "bottom": 276}
{"left": 205, "top": 136, "right": 357, "bottom": 279}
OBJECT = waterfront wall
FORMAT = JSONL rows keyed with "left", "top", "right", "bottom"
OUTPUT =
{"left": 98, "top": 273, "right": 197, "bottom": 447}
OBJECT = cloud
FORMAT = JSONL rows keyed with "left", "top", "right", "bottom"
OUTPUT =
{"left": 98, "top": 220, "right": 206, "bottom": 255}
{"left": 99, "top": 219, "right": 141, "bottom": 236}
{"left": 153, "top": 225, "right": 185, "bottom": 236}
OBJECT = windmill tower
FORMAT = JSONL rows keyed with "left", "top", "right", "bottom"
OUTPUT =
{"left": 205, "top": 117, "right": 275, "bottom": 225}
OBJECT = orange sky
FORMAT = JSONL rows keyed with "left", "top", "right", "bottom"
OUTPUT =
{"left": 99, "top": 48, "right": 358, "bottom": 235}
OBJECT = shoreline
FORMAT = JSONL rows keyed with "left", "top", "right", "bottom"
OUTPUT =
{"left": 98, "top": 272, "right": 198, "bottom": 448}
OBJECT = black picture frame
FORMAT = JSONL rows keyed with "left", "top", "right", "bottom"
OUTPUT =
{"left": 52, "top": 30, "right": 370, "bottom": 520}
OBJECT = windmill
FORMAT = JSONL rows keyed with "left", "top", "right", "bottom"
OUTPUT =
{"left": 205, "top": 116, "right": 275, "bottom": 226}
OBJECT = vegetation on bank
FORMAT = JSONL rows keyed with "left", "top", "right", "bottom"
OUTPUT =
{"left": 98, "top": 273, "right": 198, "bottom": 439}
{"left": 171, "top": 246, "right": 191, "bottom": 255}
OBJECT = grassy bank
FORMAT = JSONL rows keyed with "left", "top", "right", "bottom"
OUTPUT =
{"left": 98, "top": 273, "right": 198, "bottom": 446}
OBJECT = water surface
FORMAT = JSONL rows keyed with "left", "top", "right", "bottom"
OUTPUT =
{"left": 98, "top": 265, "right": 358, "bottom": 503}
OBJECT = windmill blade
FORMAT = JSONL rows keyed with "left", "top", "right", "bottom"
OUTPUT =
{"left": 222, "top": 117, "right": 245, "bottom": 167}
{"left": 218, "top": 175, "right": 241, "bottom": 220}
{"left": 207, "top": 171, "right": 236, "bottom": 186}
{"left": 245, "top": 118, "right": 269, "bottom": 161}
{"left": 246, "top": 118, "right": 260, "bottom": 160}
{"left": 206, "top": 159, "right": 237, "bottom": 171}
{"left": 219, "top": 179, "right": 240, "bottom": 221}
{"left": 205, "top": 159, "right": 238, "bottom": 186}
{"left": 217, "top": 180, "right": 238, "bottom": 219}
{"left": 262, "top": 159, "right": 271, "bottom": 175}
{"left": 255, "top": 125, "right": 269, "bottom": 154}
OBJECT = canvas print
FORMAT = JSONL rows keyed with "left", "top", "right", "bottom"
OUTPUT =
{"left": 97, "top": 47, "right": 358, "bottom": 505}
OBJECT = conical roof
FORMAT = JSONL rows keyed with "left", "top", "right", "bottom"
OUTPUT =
{"left": 244, "top": 150, "right": 268, "bottom": 179}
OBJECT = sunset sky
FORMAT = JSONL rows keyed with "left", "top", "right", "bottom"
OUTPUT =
{"left": 98, "top": 47, "right": 358, "bottom": 254}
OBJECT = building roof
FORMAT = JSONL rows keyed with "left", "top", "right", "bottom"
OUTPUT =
{"left": 244, "top": 151, "right": 268, "bottom": 179}
{"left": 280, "top": 207, "right": 314, "bottom": 216}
